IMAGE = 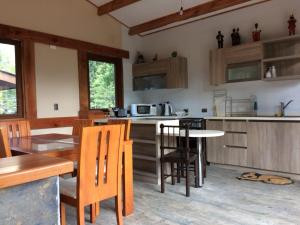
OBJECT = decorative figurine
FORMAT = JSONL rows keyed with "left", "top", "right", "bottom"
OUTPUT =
{"left": 171, "top": 51, "right": 178, "bottom": 57}
{"left": 252, "top": 23, "right": 261, "bottom": 42}
{"left": 216, "top": 31, "right": 224, "bottom": 49}
{"left": 231, "top": 28, "right": 241, "bottom": 46}
{"left": 288, "top": 14, "right": 297, "bottom": 36}
{"left": 152, "top": 54, "right": 158, "bottom": 61}
{"left": 135, "top": 51, "right": 145, "bottom": 64}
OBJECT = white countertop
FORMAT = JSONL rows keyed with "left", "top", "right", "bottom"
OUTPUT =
{"left": 95, "top": 116, "right": 186, "bottom": 125}
{"left": 205, "top": 116, "right": 300, "bottom": 121}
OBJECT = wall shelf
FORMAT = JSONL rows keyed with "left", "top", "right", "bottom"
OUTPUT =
{"left": 263, "top": 75, "right": 300, "bottom": 81}
{"left": 263, "top": 55, "right": 300, "bottom": 63}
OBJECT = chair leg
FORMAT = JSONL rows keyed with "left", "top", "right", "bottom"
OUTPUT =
{"left": 77, "top": 204, "right": 85, "bottom": 225}
{"left": 95, "top": 202, "right": 100, "bottom": 216}
{"left": 186, "top": 162, "right": 190, "bottom": 197}
{"left": 90, "top": 204, "right": 96, "bottom": 223}
{"left": 161, "top": 161, "right": 165, "bottom": 193}
{"left": 171, "top": 163, "right": 175, "bottom": 185}
{"left": 177, "top": 163, "right": 181, "bottom": 183}
{"left": 115, "top": 195, "right": 123, "bottom": 225}
{"left": 180, "top": 162, "right": 184, "bottom": 177}
{"left": 60, "top": 202, "right": 66, "bottom": 225}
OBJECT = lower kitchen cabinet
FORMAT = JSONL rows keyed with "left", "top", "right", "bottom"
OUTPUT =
{"left": 207, "top": 120, "right": 300, "bottom": 174}
{"left": 247, "top": 122, "right": 300, "bottom": 174}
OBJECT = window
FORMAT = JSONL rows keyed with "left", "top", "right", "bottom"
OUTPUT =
{"left": 88, "top": 54, "right": 123, "bottom": 110}
{"left": 0, "top": 39, "right": 22, "bottom": 118}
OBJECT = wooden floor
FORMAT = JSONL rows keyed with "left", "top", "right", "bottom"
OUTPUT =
{"left": 65, "top": 166, "right": 300, "bottom": 225}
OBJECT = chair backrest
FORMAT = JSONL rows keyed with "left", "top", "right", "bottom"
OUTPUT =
{"left": 0, "top": 127, "right": 12, "bottom": 158}
{"left": 160, "top": 124, "right": 190, "bottom": 159}
{"left": 72, "top": 119, "right": 94, "bottom": 137}
{"left": 0, "top": 120, "right": 31, "bottom": 138}
{"left": 107, "top": 119, "right": 131, "bottom": 141}
{"left": 77, "top": 124, "right": 124, "bottom": 205}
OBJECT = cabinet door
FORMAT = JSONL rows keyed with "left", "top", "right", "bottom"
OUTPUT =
{"left": 167, "top": 57, "right": 188, "bottom": 88}
{"left": 247, "top": 122, "right": 300, "bottom": 173}
{"left": 210, "top": 49, "right": 225, "bottom": 85}
{"left": 206, "top": 120, "right": 225, "bottom": 163}
{"left": 224, "top": 42, "right": 262, "bottom": 64}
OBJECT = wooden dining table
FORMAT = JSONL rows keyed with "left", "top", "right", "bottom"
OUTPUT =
{"left": 9, "top": 133, "right": 134, "bottom": 217}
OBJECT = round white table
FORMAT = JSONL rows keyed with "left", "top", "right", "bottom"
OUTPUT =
{"left": 159, "top": 129, "right": 225, "bottom": 187}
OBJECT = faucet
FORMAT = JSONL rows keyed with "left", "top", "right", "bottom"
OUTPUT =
{"left": 280, "top": 100, "right": 293, "bottom": 117}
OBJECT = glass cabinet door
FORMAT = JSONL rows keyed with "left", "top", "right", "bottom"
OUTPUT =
{"left": 226, "top": 61, "right": 261, "bottom": 83}
{"left": 133, "top": 74, "right": 167, "bottom": 91}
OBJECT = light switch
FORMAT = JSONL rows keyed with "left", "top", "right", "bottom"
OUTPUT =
{"left": 54, "top": 103, "right": 59, "bottom": 111}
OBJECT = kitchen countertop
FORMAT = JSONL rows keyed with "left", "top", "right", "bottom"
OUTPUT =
{"left": 205, "top": 116, "right": 300, "bottom": 121}
{"left": 95, "top": 116, "right": 187, "bottom": 125}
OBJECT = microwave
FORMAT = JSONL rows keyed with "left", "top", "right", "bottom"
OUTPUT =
{"left": 131, "top": 104, "right": 157, "bottom": 117}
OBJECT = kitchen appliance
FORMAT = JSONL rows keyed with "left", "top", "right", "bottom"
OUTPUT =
{"left": 111, "top": 107, "right": 127, "bottom": 117}
{"left": 130, "top": 104, "right": 157, "bottom": 117}
{"left": 161, "top": 102, "right": 174, "bottom": 116}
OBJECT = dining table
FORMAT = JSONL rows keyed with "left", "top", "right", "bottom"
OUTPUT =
{"left": 9, "top": 133, "right": 134, "bottom": 217}
{"left": 158, "top": 127, "right": 225, "bottom": 187}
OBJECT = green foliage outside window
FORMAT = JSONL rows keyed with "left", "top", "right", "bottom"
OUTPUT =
{"left": 89, "top": 60, "right": 116, "bottom": 109}
{"left": 0, "top": 43, "right": 17, "bottom": 115}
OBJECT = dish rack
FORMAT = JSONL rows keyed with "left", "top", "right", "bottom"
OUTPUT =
{"left": 225, "top": 96, "right": 257, "bottom": 117}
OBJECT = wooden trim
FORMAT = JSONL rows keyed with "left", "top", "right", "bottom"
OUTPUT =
{"left": 30, "top": 116, "right": 79, "bottom": 129}
{"left": 0, "top": 23, "right": 129, "bottom": 59}
{"left": 22, "top": 40, "right": 37, "bottom": 119}
{"left": 78, "top": 51, "right": 89, "bottom": 116}
{"left": 129, "top": 0, "right": 257, "bottom": 35}
{"left": 98, "top": 0, "right": 140, "bottom": 16}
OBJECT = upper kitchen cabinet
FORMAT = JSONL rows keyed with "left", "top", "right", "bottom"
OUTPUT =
{"left": 262, "top": 35, "right": 300, "bottom": 81}
{"left": 132, "top": 57, "right": 188, "bottom": 91}
{"left": 210, "top": 42, "right": 263, "bottom": 85}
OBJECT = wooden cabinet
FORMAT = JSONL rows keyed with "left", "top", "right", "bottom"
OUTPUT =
{"left": 247, "top": 122, "right": 300, "bottom": 174}
{"left": 207, "top": 119, "right": 300, "bottom": 174}
{"left": 132, "top": 57, "right": 188, "bottom": 90}
{"left": 210, "top": 42, "right": 262, "bottom": 85}
{"left": 223, "top": 42, "right": 262, "bottom": 64}
{"left": 210, "top": 49, "right": 225, "bottom": 86}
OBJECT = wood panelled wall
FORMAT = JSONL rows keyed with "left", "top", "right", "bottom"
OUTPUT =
{"left": 0, "top": 23, "right": 128, "bottom": 129}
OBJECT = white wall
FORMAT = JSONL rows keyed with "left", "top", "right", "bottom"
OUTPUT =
{"left": 123, "top": 0, "right": 300, "bottom": 117}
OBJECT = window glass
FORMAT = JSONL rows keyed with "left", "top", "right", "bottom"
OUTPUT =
{"left": 0, "top": 42, "right": 19, "bottom": 115}
{"left": 88, "top": 60, "right": 116, "bottom": 109}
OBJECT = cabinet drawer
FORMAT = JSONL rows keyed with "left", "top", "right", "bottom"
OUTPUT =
{"left": 223, "top": 147, "right": 247, "bottom": 166}
{"left": 131, "top": 124, "right": 156, "bottom": 141}
{"left": 224, "top": 121, "right": 247, "bottom": 132}
{"left": 133, "top": 158, "right": 156, "bottom": 174}
{"left": 225, "top": 133, "right": 247, "bottom": 148}
{"left": 133, "top": 142, "right": 156, "bottom": 157}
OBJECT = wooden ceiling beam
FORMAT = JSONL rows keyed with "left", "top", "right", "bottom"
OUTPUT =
{"left": 129, "top": 0, "right": 260, "bottom": 35}
{"left": 98, "top": 0, "right": 140, "bottom": 16}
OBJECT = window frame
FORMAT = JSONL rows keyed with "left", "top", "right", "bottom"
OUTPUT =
{"left": 0, "top": 38, "right": 24, "bottom": 119}
{"left": 87, "top": 54, "right": 123, "bottom": 111}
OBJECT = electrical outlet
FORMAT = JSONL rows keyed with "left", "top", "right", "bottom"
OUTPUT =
{"left": 54, "top": 103, "right": 59, "bottom": 111}
{"left": 202, "top": 108, "right": 208, "bottom": 113}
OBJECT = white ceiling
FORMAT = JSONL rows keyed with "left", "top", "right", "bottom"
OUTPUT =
{"left": 89, "top": 0, "right": 211, "bottom": 26}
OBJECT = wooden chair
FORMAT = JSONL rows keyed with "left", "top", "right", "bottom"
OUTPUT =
{"left": 107, "top": 119, "right": 133, "bottom": 216}
{"left": 60, "top": 124, "right": 125, "bottom": 225}
{"left": 72, "top": 119, "right": 95, "bottom": 137}
{"left": 0, "top": 127, "right": 12, "bottom": 158}
{"left": 0, "top": 120, "right": 31, "bottom": 138}
{"left": 160, "top": 124, "right": 199, "bottom": 197}
{"left": 108, "top": 119, "right": 131, "bottom": 141}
